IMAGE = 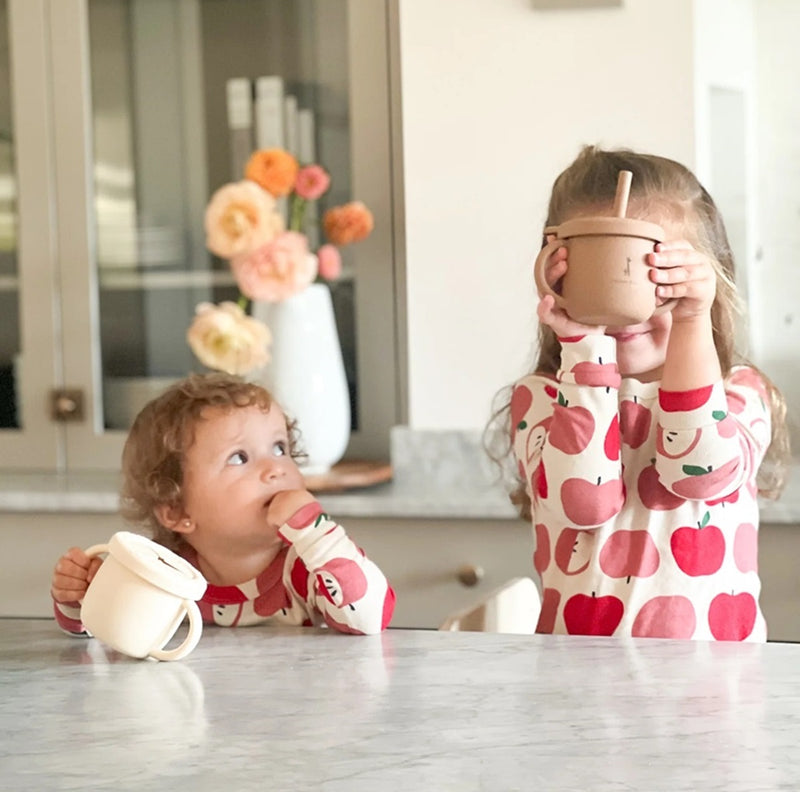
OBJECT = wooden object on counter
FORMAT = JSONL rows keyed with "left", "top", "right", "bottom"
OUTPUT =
{"left": 303, "top": 460, "right": 392, "bottom": 493}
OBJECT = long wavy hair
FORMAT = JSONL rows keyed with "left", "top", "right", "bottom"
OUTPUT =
{"left": 487, "top": 145, "right": 789, "bottom": 519}
{"left": 119, "top": 372, "right": 305, "bottom": 553}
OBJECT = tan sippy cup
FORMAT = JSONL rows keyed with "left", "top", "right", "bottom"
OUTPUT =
{"left": 533, "top": 170, "right": 676, "bottom": 326}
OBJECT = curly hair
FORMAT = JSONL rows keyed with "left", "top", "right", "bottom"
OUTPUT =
{"left": 487, "top": 145, "right": 789, "bottom": 519}
{"left": 119, "top": 372, "right": 305, "bottom": 553}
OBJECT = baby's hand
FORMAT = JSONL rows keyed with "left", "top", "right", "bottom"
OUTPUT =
{"left": 267, "top": 489, "right": 317, "bottom": 531}
{"left": 648, "top": 240, "right": 716, "bottom": 322}
{"left": 51, "top": 547, "right": 103, "bottom": 604}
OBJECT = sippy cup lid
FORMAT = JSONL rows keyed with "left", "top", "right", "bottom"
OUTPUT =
{"left": 107, "top": 532, "right": 207, "bottom": 600}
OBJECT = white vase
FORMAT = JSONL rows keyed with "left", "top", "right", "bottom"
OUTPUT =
{"left": 252, "top": 283, "right": 351, "bottom": 475}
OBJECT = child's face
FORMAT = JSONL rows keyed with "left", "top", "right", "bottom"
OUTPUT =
{"left": 178, "top": 403, "right": 305, "bottom": 549}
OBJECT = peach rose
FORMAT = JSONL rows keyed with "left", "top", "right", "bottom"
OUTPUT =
{"left": 231, "top": 231, "right": 318, "bottom": 302}
{"left": 204, "top": 180, "right": 284, "bottom": 259}
{"left": 245, "top": 148, "right": 299, "bottom": 197}
{"left": 323, "top": 201, "right": 374, "bottom": 246}
{"left": 294, "top": 165, "right": 331, "bottom": 201}
{"left": 316, "top": 244, "right": 342, "bottom": 281}
{"left": 186, "top": 301, "right": 271, "bottom": 376}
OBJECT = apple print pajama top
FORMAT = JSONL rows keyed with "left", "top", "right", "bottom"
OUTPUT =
{"left": 54, "top": 501, "right": 396, "bottom": 637}
{"left": 512, "top": 334, "right": 771, "bottom": 641}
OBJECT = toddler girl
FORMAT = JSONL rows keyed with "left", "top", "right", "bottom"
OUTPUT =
{"left": 51, "top": 373, "right": 395, "bottom": 636}
{"left": 496, "top": 145, "right": 789, "bottom": 641}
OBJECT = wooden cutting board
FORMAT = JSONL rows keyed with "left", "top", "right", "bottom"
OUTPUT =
{"left": 303, "top": 460, "right": 393, "bottom": 493}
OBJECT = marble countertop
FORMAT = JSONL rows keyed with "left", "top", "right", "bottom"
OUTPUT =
{"left": 1, "top": 618, "right": 799, "bottom": 791}
{"left": 1, "top": 428, "right": 798, "bottom": 523}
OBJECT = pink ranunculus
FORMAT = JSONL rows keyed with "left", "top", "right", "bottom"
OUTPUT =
{"left": 186, "top": 301, "right": 271, "bottom": 375}
{"left": 204, "top": 180, "right": 284, "bottom": 259}
{"left": 316, "top": 244, "right": 342, "bottom": 281}
{"left": 231, "top": 231, "right": 318, "bottom": 302}
{"left": 294, "top": 165, "right": 331, "bottom": 201}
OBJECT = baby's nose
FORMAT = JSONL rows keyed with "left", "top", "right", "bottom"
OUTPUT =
{"left": 261, "top": 458, "right": 285, "bottom": 480}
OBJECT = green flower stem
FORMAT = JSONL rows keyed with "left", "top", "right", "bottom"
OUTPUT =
{"left": 237, "top": 294, "right": 249, "bottom": 312}
{"left": 289, "top": 193, "right": 307, "bottom": 232}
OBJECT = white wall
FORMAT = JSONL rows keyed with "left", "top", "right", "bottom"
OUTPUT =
{"left": 398, "top": 0, "right": 695, "bottom": 430}
{"left": 754, "top": 0, "right": 800, "bottom": 448}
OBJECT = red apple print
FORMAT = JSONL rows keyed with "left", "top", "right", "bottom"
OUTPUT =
{"left": 726, "top": 390, "right": 747, "bottom": 415}
{"left": 563, "top": 592, "right": 624, "bottom": 636}
{"left": 570, "top": 360, "right": 621, "bottom": 389}
{"left": 656, "top": 426, "right": 701, "bottom": 459}
{"left": 544, "top": 383, "right": 558, "bottom": 400}
{"left": 603, "top": 414, "right": 621, "bottom": 461}
{"left": 510, "top": 384, "right": 533, "bottom": 439}
{"left": 708, "top": 592, "right": 757, "bottom": 641}
{"left": 705, "top": 488, "right": 739, "bottom": 507}
{"left": 536, "top": 587, "right": 561, "bottom": 633}
{"left": 670, "top": 511, "right": 725, "bottom": 576}
{"left": 315, "top": 558, "right": 368, "bottom": 606}
{"left": 533, "top": 523, "right": 551, "bottom": 573}
{"left": 599, "top": 530, "right": 660, "bottom": 580}
{"left": 672, "top": 457, "right": 741, "bottom": 499}
{"left": 561, "top": 476, "right": 624, "bottom": 526}
{"left": 713, "top": 411, "right": 737, "bottom": 438}
{"left": 631, "top": 596, "right": 696, "bottom": 639}
{"left": 659, "top": 384, "right": 714, "bottom": 412}
{"left": 637, "top": 461, "right": 683, "bottom": 511}
{"left": 728, "top": 367, "right": 767, "bottom": 399}
{"left": 526, "top": 418, "right": 551, "bottom": 463}
{"left": 620, "top": 397, "right": 651, "bottom": 449}
{"left": 553, "top": 527, "right": 594, "bottom": 575}
{"left": 733, "top": 523, "right": 758, "bottom": 573}
{"left": 532, "top": 459, "right": 548, "bottom": 499}
{"left": 549, "top": 393, "right": 595, "bottom": 455}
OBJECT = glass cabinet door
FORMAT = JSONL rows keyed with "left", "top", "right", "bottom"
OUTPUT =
{"left": 0, "top": 0, "right": 61, "bottom": 469}
{"left": 48, "top": 0, "right": 399, "bottom": 471}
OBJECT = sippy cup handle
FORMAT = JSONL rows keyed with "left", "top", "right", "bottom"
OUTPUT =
{"left": 533, "top": 237, "right": 570, "bottom": 310}
{"left": 148, "top": 600, "right": 203, "bottom": 662}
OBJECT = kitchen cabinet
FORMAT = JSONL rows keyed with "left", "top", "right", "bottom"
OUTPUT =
{"left": 0, "top": 0, "right": 402, "bottom": 473}
{"left": 4, "top": 506, "right": 799, "bottom": 640}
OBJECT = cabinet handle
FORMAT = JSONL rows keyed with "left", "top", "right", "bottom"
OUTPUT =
{"left": 50, "top": 389, "right": 85, "bottom": 422}
{"left": 456, "top": 564, "right": 484, "bottom": 587}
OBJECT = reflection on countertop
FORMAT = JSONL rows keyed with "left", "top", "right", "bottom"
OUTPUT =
{"left": 1, "top": 428, "right": 798, "bottom": 523}
{"left": 2, "top": 618, "right": 800, "bottom": 790}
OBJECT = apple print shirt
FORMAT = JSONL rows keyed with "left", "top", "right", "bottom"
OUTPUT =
{"left": 511, "top": 334, "right": 771, "bottom": 641}
{"left": 54, "top": 501, "right": 396, "bottom": 637}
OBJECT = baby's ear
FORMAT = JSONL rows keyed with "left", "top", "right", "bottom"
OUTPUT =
{"left": 154, "top": 503, "right": 191, "bottom": 533}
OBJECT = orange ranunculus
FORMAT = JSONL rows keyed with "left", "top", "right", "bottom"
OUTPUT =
{"left": 245, "top": 148, "right": 299, "bottom": 198}
{"left": 323, "top": 201, "right": 374, "bottom": 246}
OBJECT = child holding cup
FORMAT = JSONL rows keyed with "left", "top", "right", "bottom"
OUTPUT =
{"left": 51, "top": 373, "right": 395, "bottom": 636}
{"left": 492, "top": 145, "right": 789, "bottom": 641}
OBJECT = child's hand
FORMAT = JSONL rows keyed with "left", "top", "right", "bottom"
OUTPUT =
{"left": 51, "top": 547, "right": 103, "bottom": 604}
{"left": 537, "top": 235, "right": 605, "bottom": 337}
{"left": 267, "top": 489, "right": 317, "bottom": 531}
{"left": 648, "top": 241, "right": 716, "bottom": 323}
{"left": 537, "top": 294, "right": 606, "bottom": 338}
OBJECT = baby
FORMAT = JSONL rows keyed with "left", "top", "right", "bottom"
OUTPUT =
{"left": 51, "top": 373, "right": 395, "bottom": 635}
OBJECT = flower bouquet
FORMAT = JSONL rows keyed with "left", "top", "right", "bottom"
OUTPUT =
{"left": 187, "top": 147, "right": 374, "bottom": 376}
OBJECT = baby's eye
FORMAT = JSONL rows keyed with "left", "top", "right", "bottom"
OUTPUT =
{"left": 226, "top": 450, "right": 248, "bottom": 466}
{"left": 272, "top": 441, "right": 288, "bottom": 457}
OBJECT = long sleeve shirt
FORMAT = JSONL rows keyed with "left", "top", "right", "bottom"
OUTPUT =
{"left": 512, "top": 334, "right": 771, "bottom": 641}
{"left": 54, "top": 501, "right": 395, "bottom": 637}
